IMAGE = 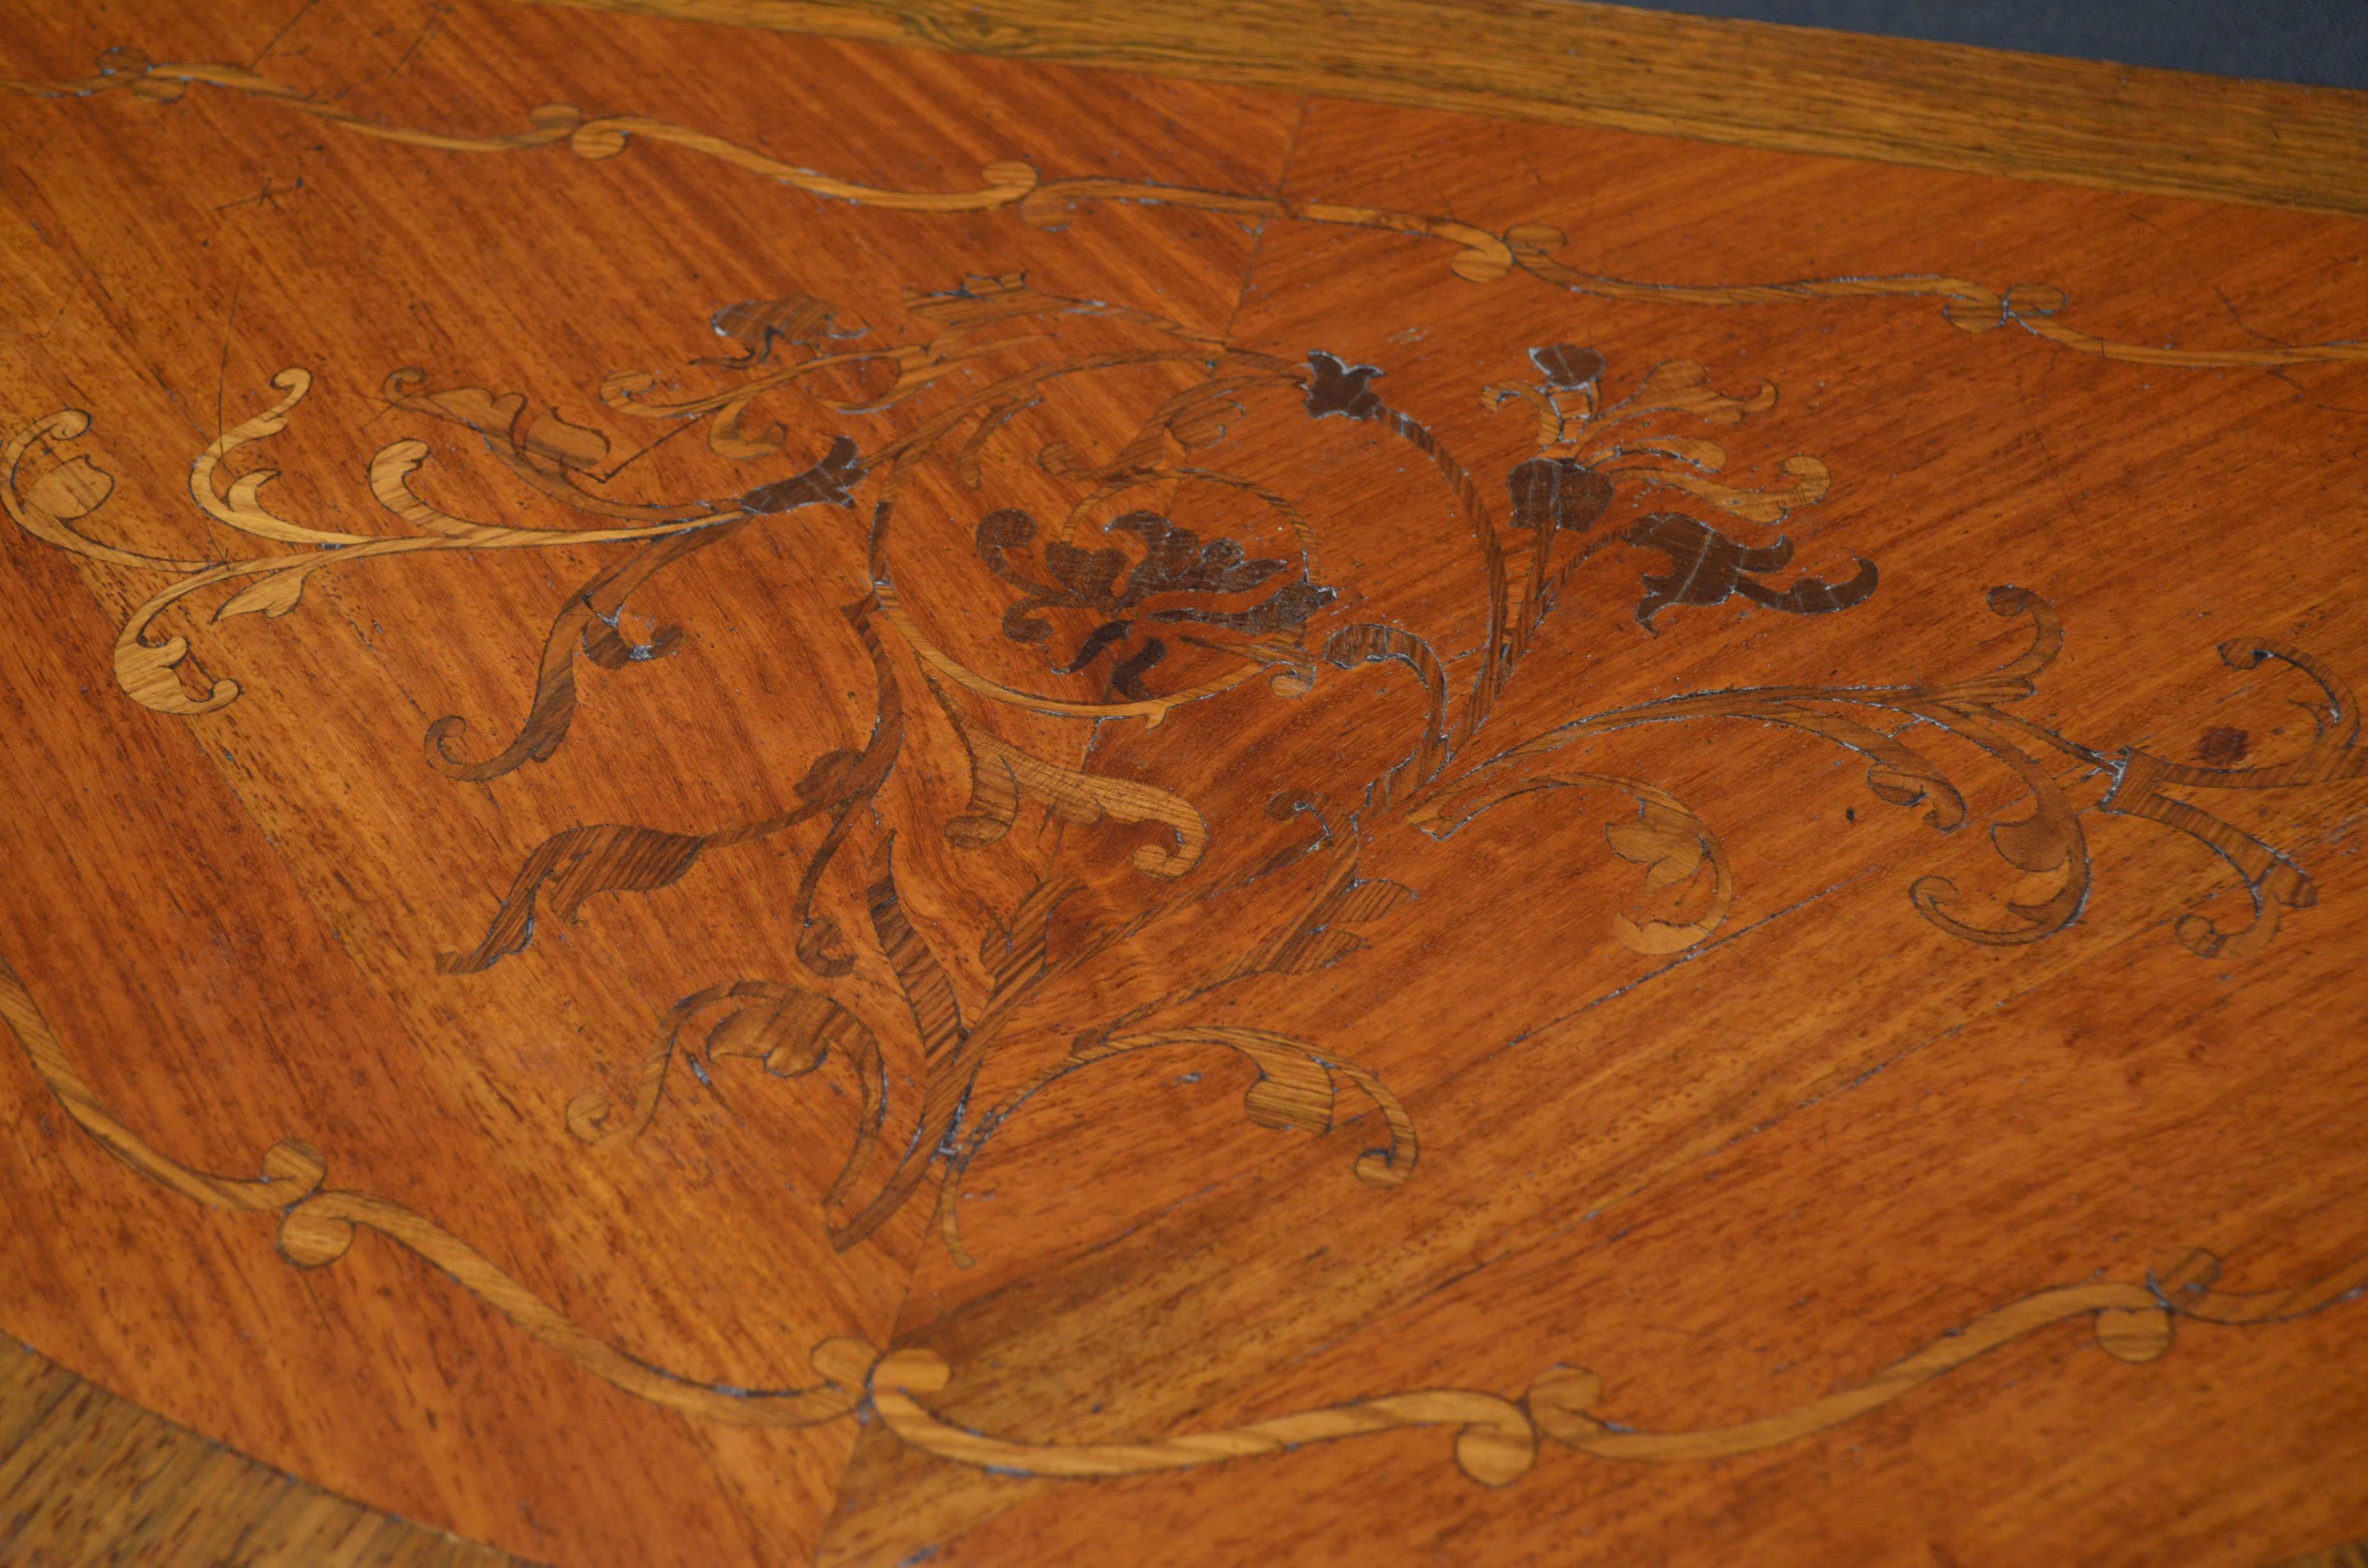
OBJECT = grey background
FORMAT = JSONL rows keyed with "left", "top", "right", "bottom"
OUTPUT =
{"left": 1588, "top": 1, "right": 2368, "bottom": 90}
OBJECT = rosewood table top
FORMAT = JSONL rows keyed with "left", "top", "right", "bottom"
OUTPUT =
{"left": 2, "top": 3, "right": 2364, "bottom": 1564}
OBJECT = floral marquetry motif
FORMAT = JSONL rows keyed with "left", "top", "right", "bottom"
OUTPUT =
{"left": 1, "top": 5, "right": 2365, "bottom": 1567}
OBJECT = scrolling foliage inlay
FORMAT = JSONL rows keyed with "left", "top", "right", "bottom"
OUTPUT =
{"left": 10, "top": 46, "right": 2368, "bottom": 370}
{"left": 8, "top": 270, "right": 2366, "bottom": 1490}
{"left": 4, "top": 49, "right": 2367, "bottom": 1487}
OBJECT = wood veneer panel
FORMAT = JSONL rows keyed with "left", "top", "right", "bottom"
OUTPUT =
{"left": 809, "top": 93, "right": 2368, "bottom": 1567}
{"left": 0, "top": 1, "right": 2363, "bottom": 1565}
{"left": 531, "top": 0, "right": 2368, "bottom": 218}
{"left": 0, "top": 3, "right": 1290, "bottom": 1564}
{"left": 7, "top": 1331, "right": 2363, "bottom": 1565}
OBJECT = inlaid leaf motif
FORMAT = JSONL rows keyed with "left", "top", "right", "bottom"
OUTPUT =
{"left": 214, "top": 568, "right": 314, "bottom": 621}
{"left": 1530, "top": 343, "right": 1606, "bottom": 388}
{"left": 522, "top": 409, "right": 611, "bottom": 473}
{"left": 1303, "top": 350, "right": 1386, "bottom": 421}
{"left": 1508, "top": 457, "right": 1615, "bottom": 535}
{"left": 24, "top": 455, "right": 113, "bottom": 523}
{"left": 706, "top": 294, "right": 840, "bottom": 366}
{"left": 976, "top": 507, "right": 1335, "bottom": 699}
{"left": 1623, "top": 513, "right": 1877, "bottom": 632}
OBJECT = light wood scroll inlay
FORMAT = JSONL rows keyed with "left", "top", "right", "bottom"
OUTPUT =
{"left": 4, "top": 261, "right": 2364, "bottom": 1492}
{"left": 8, "top": 49, "right": 2368, "bottom": 370}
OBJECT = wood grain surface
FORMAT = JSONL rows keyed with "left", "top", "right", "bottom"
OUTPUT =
{"left": 2, "top": 1, "right": 2365, "bottom": 1564}
{"left": 0, "top": 1339, "right": 531, "bottom": 1568}
{"left": 6, "top": 1332, "right": 2362, "bottom": 1568}
{"left": 536, "top": 0, "right": 2368, "bottom": 218}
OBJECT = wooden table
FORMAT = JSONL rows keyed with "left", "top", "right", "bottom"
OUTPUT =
{"left": 3, "top": 3, "right": 2365, "bottom": 1563}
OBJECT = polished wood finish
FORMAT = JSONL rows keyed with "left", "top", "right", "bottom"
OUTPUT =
{"left": 3, "top": 1, "right": 2366, "bottom": 1564}
{"left": 0, "top": 1339, "right": 529, "bottom": 1567}
{"left": 11, "top": 1329, "right": 2363, "bottom": 1568}
{"left": 2281, "top": 1549, "right": 2368, "bottom": 1568}
{"left": 540, "top": 0, "right": 2368, "bottom": 217}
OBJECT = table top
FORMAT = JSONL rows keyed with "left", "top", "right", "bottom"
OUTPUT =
{"left": 3, "top": 3, "right": 2365, "bottom": 1564}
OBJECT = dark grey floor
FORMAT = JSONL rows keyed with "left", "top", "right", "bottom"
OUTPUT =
{"left": 1589, "top": 1, "right": 2368, "bottom": 90}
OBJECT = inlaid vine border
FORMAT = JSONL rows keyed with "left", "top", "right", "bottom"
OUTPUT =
{"left": 6, "top": 45, "right": 2368, "bottom": 371}
{"left": 8, "top": 952, "right": 2368, "bottom": 1488}
{"left": 4, "top": 40, "right": 2368, "bottom": 1499}
{"left": 5, "top": 306, "right": 2368, "bottom": 1489}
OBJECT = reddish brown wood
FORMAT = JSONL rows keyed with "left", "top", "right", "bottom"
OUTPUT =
{"left": 1, "top": 3, "right": 2364, "bottom": 1565}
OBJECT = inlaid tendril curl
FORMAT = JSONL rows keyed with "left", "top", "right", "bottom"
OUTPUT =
{"left": 6, "top": 270, "right": 2367, "bottom": 1501}
{"left": 10, "top": 45, "right": 2368, "bottom": 368}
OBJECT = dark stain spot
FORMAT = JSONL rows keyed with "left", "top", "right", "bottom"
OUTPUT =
{"left": 2198, "top": 726, "right": 2249, "bottom": 765}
